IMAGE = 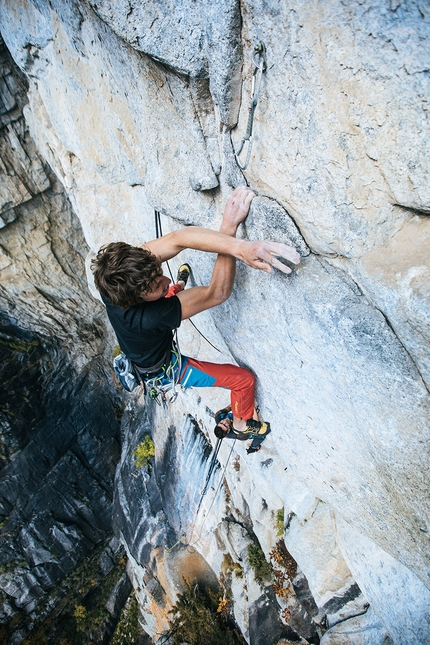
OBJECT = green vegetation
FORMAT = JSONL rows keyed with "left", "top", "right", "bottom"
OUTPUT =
{"left": 247, "top": 543, "right": 273, "bottom": 584}
{"left": 73, "top": 605, "right": 87, "bottom": 632}
{"left": 275, "top": 508, "right": 284, "bottom": 536}
{"left": 132, "top": 436, "right": 155, "bottom": 469}
{"left": 221, "top": 553, "right": 244, "bottom": 579}
{"left": 168, "top": 580, "right": 246, "bottom": 645}
{"left": 110, "top": 593, "right": 144, "bottom": 645}
{"left": 0, "top": 337, "right": 39, "bottom": 353}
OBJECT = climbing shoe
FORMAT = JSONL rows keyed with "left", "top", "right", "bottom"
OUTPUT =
{"left": 176, "top": 263, "right": 191, "bottom": 287}
{"left": 242, "top": 419, "right": 271, "bottom": 437}
{"left": 246, "top": 445, "right": 261, "bottom": 455}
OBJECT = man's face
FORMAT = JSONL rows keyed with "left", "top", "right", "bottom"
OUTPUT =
{"left": 216, "top": 418, "right": 230, "bottom": 434}
{"left": 142, "top": 272, "right": 171, "bottom": 301}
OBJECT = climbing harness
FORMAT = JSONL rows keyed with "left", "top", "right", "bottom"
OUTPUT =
{"left": 234, "top": 43, "right": 267, "bottom": 171}
{"left": 141, "top": 346, "right": 182, "bottom": 410}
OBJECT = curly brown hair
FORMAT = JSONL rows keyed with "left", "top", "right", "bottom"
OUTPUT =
{"left": 91, "top": 242, "right": 162, "bottom": 308}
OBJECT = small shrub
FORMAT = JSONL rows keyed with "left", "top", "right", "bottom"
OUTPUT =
{"left": 247, "top": 543, "right": 272, "bottom": 584}
{"left": 222, "top": 553, "right": 244, "bottom": 579}
{"left": 168, "top": 580, "right": 245, "bottom": 645}
{"left": 217, "top": 597, "right": 229, "bottom": 614}
{"left": 269, "top": 541, "right": 297, "bottom": 580}
{"left": 132, "top": 436, "right": 155, "bottom": 469}
{"left": 272, "top": 568, "right": 291, "bottom": 600}
{"left": 234, "top": 564, "right": 244, "bottom": 578}
{"left": 73, "top": 605, "right": 87, "bottom": 632}
{"left": 269, "top": 541, "right": 298, "bottom": 601}
{"left": 275, "top": 508, "right": 284, "bottom": 536}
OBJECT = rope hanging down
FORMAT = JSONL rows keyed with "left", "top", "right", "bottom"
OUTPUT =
{"left": 167, "top": 437, "right": 225, "bottom": 553}
{"left": 166, "top": 437, "right": 237, "bottom": 553}
{"left": 234, "top": 43, "right": 267, "bottom": 171}
{"left": 186, "top": 438, "right": 236, "bottom": 550}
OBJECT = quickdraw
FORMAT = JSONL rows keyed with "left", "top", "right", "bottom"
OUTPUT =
{"left": 144, "top": 348, "right": 182, "bottom": 409}
{"left": 234, "top": 43, "right": 267, "bottom": 171}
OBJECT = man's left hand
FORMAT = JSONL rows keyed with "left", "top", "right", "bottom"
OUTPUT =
{"left": 221, "top": 186, "right": 256, "bottom": 233}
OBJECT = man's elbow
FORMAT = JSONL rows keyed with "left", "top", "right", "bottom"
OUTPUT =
{"left": 211, "top": 284, "right": 233, "bottom": 306}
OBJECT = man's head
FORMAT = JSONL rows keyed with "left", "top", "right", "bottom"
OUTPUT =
{"left": 214, "top": 417, "right": 232, "bottom": 439}
{"left": 91, "top": 242, "right": 164, "bottom": 308}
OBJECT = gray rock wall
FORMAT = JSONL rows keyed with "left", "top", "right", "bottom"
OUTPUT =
{"left": 0, "top": 36, "right": 130, "bottom": 644}
{"left": 0, "top": 1, "right": 429, "bottom": 643}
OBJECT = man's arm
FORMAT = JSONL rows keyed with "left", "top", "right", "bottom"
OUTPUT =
{"left": 143, "top": 194, "right": 300, "bottom": 275}
{"left": 176, "top": 187, "right": 254, "bottom": 320}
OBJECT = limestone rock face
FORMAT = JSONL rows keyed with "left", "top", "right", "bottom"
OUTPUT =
{"left": 0, "top": 36, "right": 50, "bottom": 226}
{"left": 0, "top": 0, "right": 429, "bottom": 644}
{"left": 88, "top": 0, "right": 243, "bottom": 126}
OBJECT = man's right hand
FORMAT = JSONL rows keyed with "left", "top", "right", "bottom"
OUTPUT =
{"left": 238, "top": 239, "right": 301, "bottom": 274}
{"left": 220, "top": 186, "right": 300, "bottom": 273}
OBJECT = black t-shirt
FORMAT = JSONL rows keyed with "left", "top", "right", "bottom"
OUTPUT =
{"left": 102, "top": 295, "right": 182, "bottom": 368}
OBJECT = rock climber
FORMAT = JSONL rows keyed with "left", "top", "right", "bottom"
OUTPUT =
{"left": 91, "top": 186, "right": 300, "bottom": 453}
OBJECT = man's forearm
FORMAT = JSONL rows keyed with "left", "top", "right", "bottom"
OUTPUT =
{"left": 175, "top": 223, "right": 239, "bottom": 320}
{"left": 143, "top": 227, "right": 243, "bottom": 263}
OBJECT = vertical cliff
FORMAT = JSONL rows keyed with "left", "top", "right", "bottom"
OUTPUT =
{"left": 0, "top": 1, "right": 429, "bottom": 644}
{"left": 0, "top": 35, "right": 134, "bottom": 644}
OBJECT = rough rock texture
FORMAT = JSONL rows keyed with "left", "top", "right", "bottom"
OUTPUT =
{"left": 0, "top": 37, "right": 129, "bottom": 644}
{"left": 320, "top": 607, "right": 393, "bottom": 645}
{"left": 0, "top": 1, "right": 429, "bottom": 644}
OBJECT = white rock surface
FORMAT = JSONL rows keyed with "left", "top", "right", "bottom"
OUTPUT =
{"left": 320, "top": 607, "right": 392, "bottom": 645}
{"left": 337, "top": 516, "right": 430, "bottom": 644}
{"left": 284, "top": 502, "right": 354, "bottom": 608}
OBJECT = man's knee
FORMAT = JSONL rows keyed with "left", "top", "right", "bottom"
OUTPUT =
{"left": 240, "top": 367, "right": 255, "bottom": 388}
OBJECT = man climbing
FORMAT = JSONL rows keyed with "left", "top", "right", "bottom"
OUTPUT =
{"left": 91, "top": 186, "right": 300, "bottom": 452}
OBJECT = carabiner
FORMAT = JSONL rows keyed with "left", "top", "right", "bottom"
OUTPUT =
{"left": 234, "top": 43, "right": 267, "bottom": 171}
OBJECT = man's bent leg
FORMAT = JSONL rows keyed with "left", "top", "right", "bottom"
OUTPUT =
{"left": 179, "top": 356, "right": 255, "bottom": 421}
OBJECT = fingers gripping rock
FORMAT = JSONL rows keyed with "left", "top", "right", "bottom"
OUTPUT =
{"left": 244, "top": 195, "right": 310, "bottom": 258}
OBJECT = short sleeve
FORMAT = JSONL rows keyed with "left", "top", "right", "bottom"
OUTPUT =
{"left": 139, "top": 295, "right": 182, "bottom": 332}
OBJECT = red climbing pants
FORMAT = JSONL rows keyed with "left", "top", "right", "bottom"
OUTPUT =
{"left": 178, "top": 356, "right": 255, "bottom": 421}
{"left": 166, "top": 286, "right": 255, "bottom": 419}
